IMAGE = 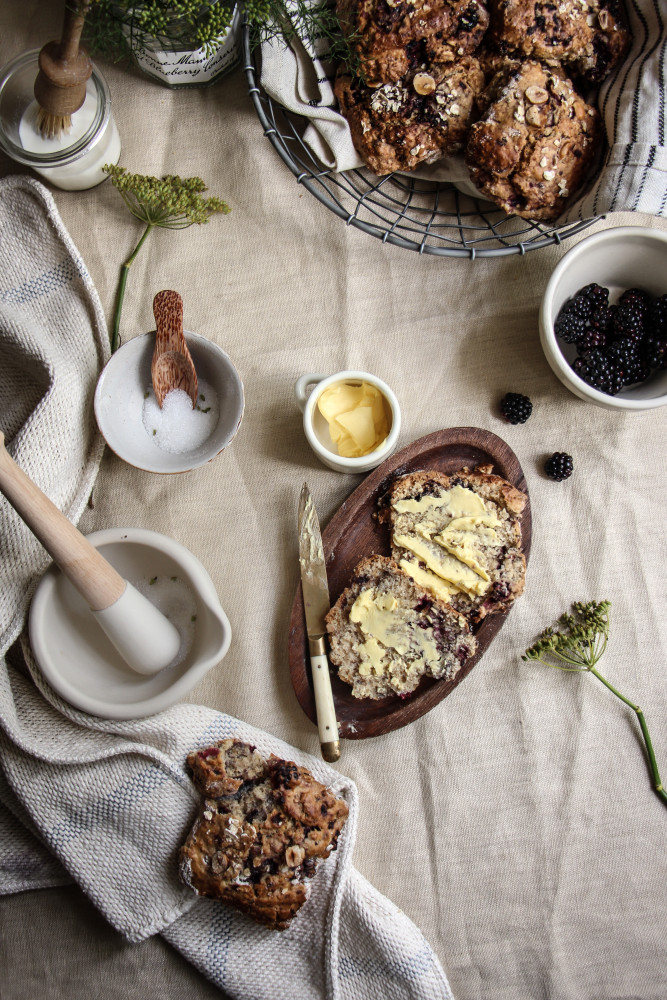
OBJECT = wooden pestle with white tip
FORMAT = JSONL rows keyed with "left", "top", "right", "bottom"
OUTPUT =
{"left": 0, "top": 431, "right": 181, "bottom": 675}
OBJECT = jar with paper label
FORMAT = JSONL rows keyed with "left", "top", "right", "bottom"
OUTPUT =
{"left": 0, "top": 50, "right": 121, "bottom": 191}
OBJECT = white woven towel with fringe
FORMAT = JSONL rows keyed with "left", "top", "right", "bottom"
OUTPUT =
{"left": 260, "top": 0, "right": 667, "bottom": 222}
{"left": 0, "top": 175, "right": 453, "bottom": 1000}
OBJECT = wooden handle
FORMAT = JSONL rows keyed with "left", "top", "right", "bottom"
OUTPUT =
{"left": 152, "top": 290, "right": 198, "bottom": 407}
{"left": 153, "top": 290, "right": 186, "bottom": 356}
{"left": 59, "top": 1, "right": 91, "bottom": 62}
{"left": 0, "top": 433, "right": 125, "bottom": 611}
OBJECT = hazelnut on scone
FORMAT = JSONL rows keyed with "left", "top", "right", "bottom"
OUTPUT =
{"left": 465, "top": 60, "right": 601, "bottom": 220}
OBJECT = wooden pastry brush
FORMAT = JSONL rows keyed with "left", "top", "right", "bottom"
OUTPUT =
{"left": 33, "top": 0, "right": 93, "bottom": 140}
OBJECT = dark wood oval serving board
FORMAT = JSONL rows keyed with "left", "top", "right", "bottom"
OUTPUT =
{"left": 288, "top": 427, "right": 531, "bottom": 740}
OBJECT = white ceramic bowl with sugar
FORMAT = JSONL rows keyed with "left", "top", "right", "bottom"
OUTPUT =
{"left": 539, "top": 226, "right": 667, "bottom": 410}
{"left": 95, "top": 331, "right": 245, "bottom": 473}
{"left": 295, "top": 370, "right": 401, "bottom": 474}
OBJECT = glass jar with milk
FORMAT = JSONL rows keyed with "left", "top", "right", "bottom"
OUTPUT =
{"left": 0, "top": 50, "right": 121, "bottom": 191}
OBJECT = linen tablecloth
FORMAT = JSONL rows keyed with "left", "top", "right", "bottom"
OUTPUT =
{"left": 1, "top": 1, "right": 666, "bottom": 998}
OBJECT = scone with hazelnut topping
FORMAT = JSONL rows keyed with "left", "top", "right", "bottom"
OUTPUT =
{"left": 465, "top": 60, "right": 601, "bottom": 220}
{"left": 179, "top": 739, "right": 349, "bottom": 930}
{"left": 337, "top": 0, "right": 489, "bottom": 87}
{"left": 336, "top": 56, "right": 486, "bottom": 175}
{"left": 487, "top": 0, "right": 630, "bottom": 85}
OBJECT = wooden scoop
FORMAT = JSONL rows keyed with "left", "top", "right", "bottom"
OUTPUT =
{"left": 0, "top": 431, "right": 181, "bottom": 676}
{"left": 151, "top": 290, "right": 198, "bottom": 409}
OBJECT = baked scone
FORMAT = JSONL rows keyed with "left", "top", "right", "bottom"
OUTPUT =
{"left": 325, "top": 554, "right": 477, "bottom": 700}
{"left": 383, "top": 465, "right": 526, "bottom": 623}
{"left": 487, "top": 0, "right": 630, "bottom": 84}
{"left": 465, "top": 60, "right": 600, "bottom": 220}
{"left": 337, "top": 0, "right": 490, "bottom": 87}
{"left": 336, "top": 56, "right": 486, "bottom": 175}
{"left": 179, "top": 739, "right": 349, "bottom": 930}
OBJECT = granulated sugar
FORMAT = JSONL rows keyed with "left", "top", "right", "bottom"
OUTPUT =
{"left": 134, "top": 574, "right": 197, "bottom": 670}
{"left": 142, "top": 380, "right": 219, "bottom": 453}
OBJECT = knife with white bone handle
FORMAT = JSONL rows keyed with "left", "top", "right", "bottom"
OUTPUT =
{"left": 297, "top": 483, "right": 341, "bottom": 763}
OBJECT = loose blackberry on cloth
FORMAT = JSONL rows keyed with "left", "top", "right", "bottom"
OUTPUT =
{"left": 259, "top": 0, "right": 667, "bottom": 221}
{"left": 0, "top": 176, "right": 453, "bottom": 1000}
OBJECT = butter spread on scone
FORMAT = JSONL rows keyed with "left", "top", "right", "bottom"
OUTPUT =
{"left": 325, "top": 554, "right": 477, "bottom": 699}
{"left": 385, "top": 466, "right": 526, "bottom": 622}
{"left": 179, "top": 739, "right": 348, "bottom": 930}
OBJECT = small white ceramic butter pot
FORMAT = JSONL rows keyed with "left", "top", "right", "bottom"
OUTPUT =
{"left": 295, "top": 370, "right": 401, "bottom": 474}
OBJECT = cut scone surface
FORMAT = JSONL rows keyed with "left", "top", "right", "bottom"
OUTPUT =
{"left": 385, "top": 465, "right": 526, "bottom": 623}
{"left": 325, "top": 554, "right": 477, "bottom": 700}
{"left": 180, "top": 739, "right": 348, "bottom": 930}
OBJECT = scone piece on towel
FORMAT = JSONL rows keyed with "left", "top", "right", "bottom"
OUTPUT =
{"left": 337, "top": 0, "right": 489, "bottom": 87}
{"left": 487, "top": 0, "right": 630, "bottom": 85}
{"left": 325, "top": 554, "right": 477, "bottom": 700}
{"left": 180, "top": 740, "right": 349, "bottom": 930}
{"left": 336, "top": 56, "right": 486, "bottom": 175}
{"left": 465, "top": 61, "right": 600, "bottom": 220}
{"left": 385, "top": 466, "right": 526, "bottom": 623}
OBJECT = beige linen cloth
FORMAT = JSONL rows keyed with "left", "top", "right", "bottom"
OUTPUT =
{"left": 260, "top": 0, "right": 667, "bottom": 220}
{"left": 0, "top": 176, "right": 453, "bottom": 999}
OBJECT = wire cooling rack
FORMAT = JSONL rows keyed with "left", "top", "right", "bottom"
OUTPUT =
{"left": 242, "top": 26, "right": 598, "bottom": 259}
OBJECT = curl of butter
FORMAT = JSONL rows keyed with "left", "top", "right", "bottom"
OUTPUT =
{"left": 317, "top": 381, "right": 391, "bottom": 458}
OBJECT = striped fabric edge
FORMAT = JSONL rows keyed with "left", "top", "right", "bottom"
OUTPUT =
{"left": 560, "top": 0, "right": 666, "bottom": 222}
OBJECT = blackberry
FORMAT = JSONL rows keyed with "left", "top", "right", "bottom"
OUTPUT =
{"left": 576, "top": 323, "right": 609, "bottom": 354}
{"left": 606, "top": 337, "right": 648, "bottom": 386}
{"left": 642, "top": 336, "right": 667, "bottom": 369}
{"left": 500, "top": 392, "right": 533, "bottom": 424}
{"left": 613, "top": 288, "right": 649, "bottom": 342}
{"left": 555, "top": 309, "right": 586, "bottom": 344}
{"left": 544, "top": 452, "right": 573, "bottom": 481}
{"left": 648, "top": 294, "right": 667, "bottom": 339}
{"left": 581, "top": 283, "right": 610, "bottom": 310}
{"left": 573, "top": 349, "right": 615, "bottom": 393}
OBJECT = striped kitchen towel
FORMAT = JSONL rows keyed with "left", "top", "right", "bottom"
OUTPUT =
{"left": 260, "top": 0, "right": 667, "bottom": 221}
{"left": 0, "top": 175, "right": 453, "bottom": 1000}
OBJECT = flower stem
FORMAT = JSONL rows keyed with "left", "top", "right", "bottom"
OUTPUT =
{"left": 589, "top": 666, "right": 667, "bottom": 807}
{"left": 111, "top": 223, "right": 154, "bottom": 353}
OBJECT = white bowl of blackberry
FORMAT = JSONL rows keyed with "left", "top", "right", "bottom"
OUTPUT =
{"left": 539, "top": 226, "right": 667, "bottom": 410}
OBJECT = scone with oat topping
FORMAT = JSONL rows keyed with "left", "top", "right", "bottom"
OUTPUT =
{"left": 337, "top": 0, "right": 489, "bottom": 87}
{"left": 336, "top": 56, "right": 486, "bottom": 175}
{"left": 465, "top": 60, "right": 600, "bottom": 220}
{"left": 487, "top": 0, "right": 630, "bottom": 85}
{"left": 179, "top": 739, "right": 348, "bottom": 930}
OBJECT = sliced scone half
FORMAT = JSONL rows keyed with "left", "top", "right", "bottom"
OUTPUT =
{"left": 384, "top": 466, "right": 527, "bottom": 623}
{"left": 325, "top": 554, "right": 476, "bottom": 700}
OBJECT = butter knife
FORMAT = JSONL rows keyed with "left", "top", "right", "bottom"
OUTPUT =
{"left": 298, "top": 482, "right": 341, "bottom": 763}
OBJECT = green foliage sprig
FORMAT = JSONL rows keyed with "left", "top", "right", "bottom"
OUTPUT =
{"left": 83, "top": 0, "right": 359, "bottom": 73}
{"left": 523, "top": 601, "right": 666, "bottom": 807}
{"left": 104, "top": 166, "right": 230, "bottom": 352}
